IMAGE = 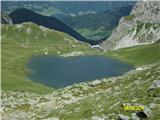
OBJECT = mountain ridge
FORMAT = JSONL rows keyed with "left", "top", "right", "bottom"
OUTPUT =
{"left": 9, "top": 8, "right": 100, "bottom": 45}
{"left": 2, "top": 1, "right": 136, "bottom": 18}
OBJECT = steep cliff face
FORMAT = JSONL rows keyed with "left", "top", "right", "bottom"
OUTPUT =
{"left": 1, "top": 11, "right": 13, "bottom": 24}
{"left": 101, "top": 1, "right": 160, "bottom": 50}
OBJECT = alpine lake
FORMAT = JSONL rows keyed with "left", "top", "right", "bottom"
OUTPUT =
{"left": 27, "top": 55, "right": 134, "bottom": 88}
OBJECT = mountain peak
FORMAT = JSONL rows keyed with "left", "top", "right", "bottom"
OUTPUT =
{"left": 100, "top": 1, "right": 160, "bottom": 50}
{"left": 130, "top": 1, "right": 160, "bottom": 23}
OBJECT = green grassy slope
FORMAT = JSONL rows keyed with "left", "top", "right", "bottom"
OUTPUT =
{"left": 1, "top": 23, "right": 99, "bottom": 94}
{"left": 105, "top": 43, "right": 160, "bottom": 67}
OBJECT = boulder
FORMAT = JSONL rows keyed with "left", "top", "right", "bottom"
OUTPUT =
{"left": 148, "top": 103, "right": 157, "bottom": 109}
{"left": 131, "top": 113, "right": 140, "bottom": 120}
{"left": 148, "top": 80, "right": 160, "bottom": 97}
{"left": 118, "top": 114, "right": 130, "bottom": 120}
{"left": 149, "top": 80, "right": 160, "bottom": 90}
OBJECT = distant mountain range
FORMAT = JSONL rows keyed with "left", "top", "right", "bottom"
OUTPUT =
{"left": 61, "top": 6, "right": 133, "bottom": 40}
{"left": 9, "top": 8, "right": 100, "bottom": 45}
{"left": 2, "top": 1, "right": 136, "bottom": 18}
{"left": 2, "top": 1, "right": 136, "bottom": 43}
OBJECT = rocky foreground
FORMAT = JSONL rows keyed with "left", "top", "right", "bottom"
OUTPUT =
{"left": 2, "top": 63, "right": 160, "bottom": 120}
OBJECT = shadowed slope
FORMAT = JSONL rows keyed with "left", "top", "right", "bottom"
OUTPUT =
{"left": 10, "top": 8, "right": 98, "bottom": 45}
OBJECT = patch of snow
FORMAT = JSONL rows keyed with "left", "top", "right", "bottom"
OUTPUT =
{"left": 57, "top": 51, "right": 61, "bottom": 54}
{"left": 69, "top": 13, "right": 76, "bottom": 17}
{"left": 45, "top": 52, "right": 48, "bottom": 55}
{"left": 42, "top": 117, "right": 59, "bottom": 120}
{"left": 89, "top": 45, "right": 101, "bottom": 49}
{"left": 136, "top": 67, "right": 143, "bottom": 71}
{"left": 91, "top": 115, "right": 108, "bottom": 120}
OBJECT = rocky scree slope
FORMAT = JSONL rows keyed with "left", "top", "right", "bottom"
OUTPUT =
{"left": 101, "top": 1, "right": 160, "bottom": 50}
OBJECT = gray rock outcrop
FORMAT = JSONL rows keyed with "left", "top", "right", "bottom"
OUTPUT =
{"left": 1, "top": 11, "right": 13, "bottom": 24}
{"left": 148, "top": 80, "right": 160, "bottom": 97}
{"left": 118, "top": 114, "right": 130, "bottom": 120}
{"left": 101, "top": 1, "right": 160, "bottom": 50}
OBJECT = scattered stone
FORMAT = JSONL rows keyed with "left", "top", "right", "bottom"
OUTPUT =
{"left": 91, "top": 115, "right": 108, "bottom": 120}
{"left": 148, "top": 80, "right": 160, "bottom": 97}
{"left": 16, "top": 24, "right": 23, "bottom": 29}
{"left": 136, "top": 67, "right": 143, "bottom": 71}
{"left": 72, "top": 45, "right": 75, "bottom": 48}
{"left": 45, "top": 52, "right": 48, "bottom": 55}
{"left": 148, "top": 80, "right": 160, "bottom": 90}
{"left": 60, "top": 51, "right": 83, "bottom": 57}
{"left": 26, "top": 27, "right": 32, "bottom": 34}
{"left": 145, "top": 71, "right": 151, "bottom": 76}
{"left": 118, "top": 114, "right": 130, "bottom": 120}
{"left": 42, "top": 117, "right": 59, "bottom": 120}
{"left": 134, "top": 80, "right": 141, "bottom": 85}
{"left": 89, "top": 80, "right": 102, "bottom": 87}
{"left": 131, "top": 113, "right": 140, "bottom": 120}
{"left": 40, "top": 26, "right": 49, "bottom": 31}
{"left": 57, "top": 51, "right": 61, "bottom": 54}
{"left": 148, "top": 103, "right": 157, "bottom": 109}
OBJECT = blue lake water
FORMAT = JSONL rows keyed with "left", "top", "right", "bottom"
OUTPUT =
{"left": 27, "top": 55, "right": 134, "bottom": 88}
